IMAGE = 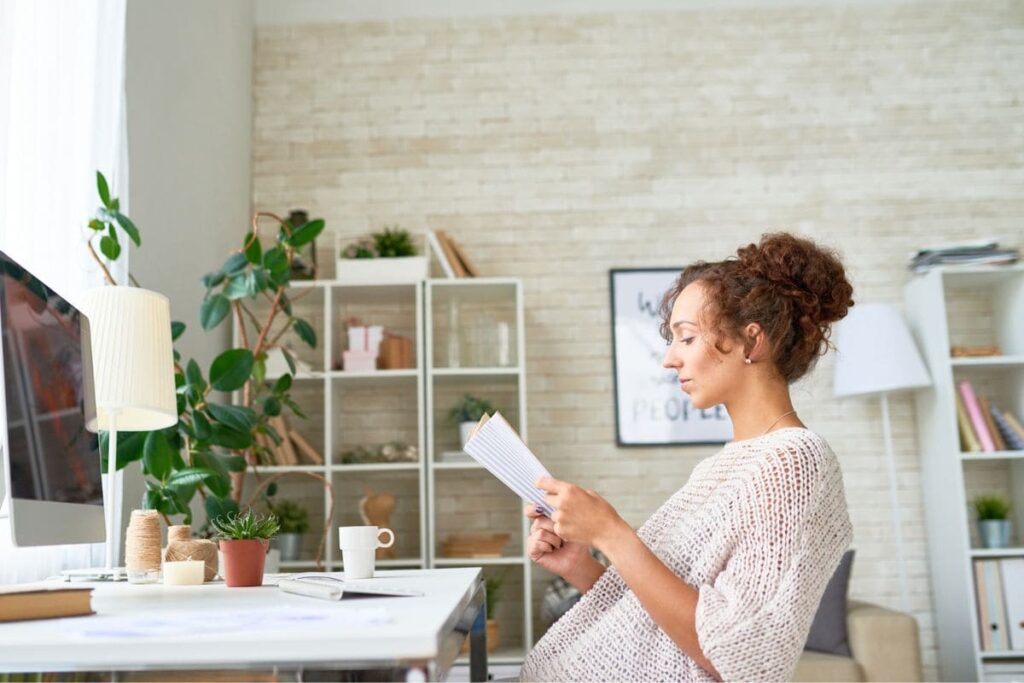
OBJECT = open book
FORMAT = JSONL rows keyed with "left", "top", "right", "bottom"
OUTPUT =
{"left": 462, "top": 412, "right": 555, "bottom": 517}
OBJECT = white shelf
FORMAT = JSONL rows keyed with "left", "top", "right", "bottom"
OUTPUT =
{"left": 969, "top": 548, "right": 1024, "bottom": 559}
{"left": 456, "top": 647, "right": 526, "bottom": 666}
{"left": 979, "top": 651, "right": 1024, "bottom": 660}
{"left": 329, "top": 369, "right": 418, "bottom": 380}
{"left": 432, "top": 461, "right": 483, "bottom": 470}
{"left": 951, "top": 355, "right": 1024, "bottom": 367}
{"left": 330, "top": 463, "right": 421, "bottom": 472}
{"left": 961, "top": 451, "right": 1024, "bottom": 461}
{"left": 249, "top": 464, "right": 326, "bottom": 473}
{"left": 431, "top": 367, "right": 520, "bottom": 377}
{"left": 432, "top": 557, "right": 525, "bottom": 567}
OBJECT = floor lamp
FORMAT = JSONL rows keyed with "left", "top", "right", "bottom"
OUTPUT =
{"left": 833, "top": 303, "right": 932, "bottom": 613}
{"left": 78, "top": 286, "right": 177, "bottom": 579}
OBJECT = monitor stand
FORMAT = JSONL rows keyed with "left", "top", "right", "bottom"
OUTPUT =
{"left": 60, "top": 567, "right": 127, "bottom": 581}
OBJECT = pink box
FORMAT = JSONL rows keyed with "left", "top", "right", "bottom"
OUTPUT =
{"left": 343, "top": 350, "right": 377, "bottom": 372}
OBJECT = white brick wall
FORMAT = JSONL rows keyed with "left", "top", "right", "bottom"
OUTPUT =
{"left": 253, "top": 4, "right": 1024, "bottom": 677}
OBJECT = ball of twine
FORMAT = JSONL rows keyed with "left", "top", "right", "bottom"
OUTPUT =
{"left": 165, "top": 538, "right": 219, "bottom": 582}
{"left": 167, "top": 525, "right": 192, "bottom": 544}
{"left": 125, "top": 510, "right": 162, "bottom": 572}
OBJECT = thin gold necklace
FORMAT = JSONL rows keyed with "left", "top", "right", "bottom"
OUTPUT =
{"left": 761, "top": 409, "right": 797, "bottom": 436}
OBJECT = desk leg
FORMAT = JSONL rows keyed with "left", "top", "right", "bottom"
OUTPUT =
{"left": 469, "top": 602, "right": 488, "bottom": 682}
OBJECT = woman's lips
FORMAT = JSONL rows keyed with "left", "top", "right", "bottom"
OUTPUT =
{"left": 679, "top": 379, "right": 692, "bottom": 390}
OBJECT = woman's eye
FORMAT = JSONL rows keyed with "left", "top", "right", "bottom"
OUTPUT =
{"left": 679, "top": 337, "right": 695, "bottom": 345}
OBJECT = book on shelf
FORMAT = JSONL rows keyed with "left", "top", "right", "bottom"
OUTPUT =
{"left": 992, "top": 407, "right": 1024, "bottom": 451}
{"left": 957, "top": 391, "right": 981, "bottom": 452}
{"left": 959, "top": 381, "right": 997, "bottom": 452}
{"left": 426, "top": 229, "right": 456, "bottom": 279}
{"left": 0, "top": 584, "right": 94, "bottom": 622}
{"left": 434, "top": 230, "right": 467, "bottom": 278}
{"left": 957, "top": 381, "right": 1024, "bottom": 453}
{"left": 1005, "top": 412, "right": 1024, "bottom": 443}
{"left": 980, "top": 397, "right": 1008, "bottom": 452}
{"left": 974, "top": 559, "right": 1011, "bottom": 651}
{"left": 908, "top": 239, "right": 1019, "bottom": 272}
{"left": 1000, "top": 558, "right": 1024, "bottom": 651}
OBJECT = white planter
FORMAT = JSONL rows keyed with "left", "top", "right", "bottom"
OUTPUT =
{"left": 336, "top": 256, "right": 428, "bottom": 284}
{"left": 459, "top": 421, "right": 477, "bottom": 449}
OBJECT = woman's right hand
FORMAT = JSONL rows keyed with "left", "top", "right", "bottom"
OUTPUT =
{"left": 525, "top": 505, "right": 590, "bottom": 580}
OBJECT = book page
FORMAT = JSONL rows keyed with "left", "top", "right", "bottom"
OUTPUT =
{"left": 462, "top": 412, "right": 555, "bottom": 516}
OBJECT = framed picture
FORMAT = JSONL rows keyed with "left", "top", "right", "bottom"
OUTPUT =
{"left": 609, "top": 268, "right": 733, "bottom": 447}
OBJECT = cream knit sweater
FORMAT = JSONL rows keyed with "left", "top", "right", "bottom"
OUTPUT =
{"left": 520, "top": 428, "right": 853, "bottom": 682}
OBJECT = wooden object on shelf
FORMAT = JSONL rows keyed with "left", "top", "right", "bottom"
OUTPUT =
{"left": 446, "top": 236, "right": 480, "bottom": 278}
{"left": 440, "top": 533, "right": 511, "bottom": 558}
{"left": 289, "top": 429, "right": 324, "bottom": 465}
{"left": 359, "top": 487, "right": 397, "bottom": 559}
{"left": 434, "top": 231, "right": 467, "bottom": 278}
{"left": 378, "top": 333, "right": 414, "bottom": 369}
{"left": 268, "top": 416, "right": 299, "bottom": 465}
{"left": 951, "top": 344, "right": 1003, "bottom": 357}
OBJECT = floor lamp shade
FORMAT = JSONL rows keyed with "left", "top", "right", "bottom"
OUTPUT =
{"left": 833, "top": 303, "right": 932, "bottom": 397}
{"left": 78, "top": 286, "right": 177, "bottom": 432}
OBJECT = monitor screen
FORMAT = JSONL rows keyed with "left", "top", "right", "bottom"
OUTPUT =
{"left": 0, "top": 250, "right": 101, "bottom": 506}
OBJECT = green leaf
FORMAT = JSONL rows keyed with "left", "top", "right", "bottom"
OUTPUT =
{"left": 165, "top": 480, "right": 197, "bottom": 516}
{"left": 209, "top": 348, "right": 254, "bottom": 392}
{"left": 205, "top": 495, "right": 239, "bottom": 525}
{"left": 88, "top": 219, "right": 104, "bottom": 232}
{"left": 287, "top": 219, "right": 325, "bottom": 249}
{"left": 279, "top": 294, "right": 292, "bottom": 317}
{"left": 143, "top": 489, "right": 161, "bottom": 511}
{"left": 99, "top": 234, "right": 121, "bottom": 261}
{"left": 96, "top": 171, "right": 112, "bottom": 209}
{"left": 113, "top": 211, "right": 141, "bottom": 247}
{"left": 253, "top": 358, "right": 266, "bottom": 387}
{"left": 265, "top": 482, "right": 279, "bottom": 498}
{"left": 171, "top": 320, "right": 186, "bottom": 341}
{"left": 263, "top": 247, "right": 289, "bottom": 287}
{"left": 201, "top": 271, "right": 225, "bottom": 289}
{"left": 206, "top": 402, "right": 257, "bottom": 433}
{"left": 221, "top": 453, "right": 248, "bottom": 472}
{"left": 244, "top": 236, "right": 262, "bottom": 264}
{"left": 272, "top": 374, "right": 292, "bottom": 394}
{"left": 262, "top": 396, "right": 282, "bottom": 417}
{"left": 167, "top": 468, "right": 216, "bottom": 488}
{"left": 99, "top": 430, "right": 147, "bottom": 471}
{"left": 142, "top": 430, "right": 175, "bottom": 481}
{"left": 209, "top": 423, "right": 252, "bottom": 449}
{"left": 191, "top": 411, "right": 212, "bottom": 441}
{"left": 222, "top": 252, "right": 249, "bottom": 275}
{"left": 281, "top": 348, "right": 297, "bottom": 375}
{"left": 284, "top": 398, "right": 307, "bottom": 419}
{"left": 292, "top": 319, "right": 317, "bottom": 349}
{"left": 185, "top": 359, "right": 205, "bottom": 389}
{"left": 199, "top": 294, "right": 231, "bottom": 331}
{"left": 223, "top": 273, "right": 250, "bottom": 301}
{"left": 190, "top": 451, "right": 230, "bottom": 498}
{"left": 262, "top": 422, "right": 283, "bottom": 446}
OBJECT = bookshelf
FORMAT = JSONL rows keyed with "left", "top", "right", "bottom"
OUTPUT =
{"left": 904, "top": 264, "right": 1024, "bottom": 681}
{"left": 233, "top": 276, "right": 532, "bottom": 665}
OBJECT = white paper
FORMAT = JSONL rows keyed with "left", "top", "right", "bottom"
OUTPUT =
{"left": 462, "top": 412, "right": 555, "bottom": 516}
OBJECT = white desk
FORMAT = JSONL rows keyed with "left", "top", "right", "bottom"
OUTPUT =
{"left": 0, "top": 568, "right": 488, "bottom": 681}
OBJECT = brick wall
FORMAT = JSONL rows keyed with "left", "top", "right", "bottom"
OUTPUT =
{"left": 253, "top": 3, "right": 1024, "bottom": 676}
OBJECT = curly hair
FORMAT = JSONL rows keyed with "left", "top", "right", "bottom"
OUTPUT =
{"left": 658, "top": 232, "right": 855, "bottom": 383}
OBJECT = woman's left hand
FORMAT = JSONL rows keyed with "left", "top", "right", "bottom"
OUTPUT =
{"left": 536, "top": 476, "right": 629, "bottom": 551}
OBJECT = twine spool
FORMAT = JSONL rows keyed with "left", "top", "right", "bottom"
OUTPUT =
{"left": 165, "top": 525, "right": 218, "bottom": 582}
{"left": 125, "top": 510, "right": 162, "bottom": 572}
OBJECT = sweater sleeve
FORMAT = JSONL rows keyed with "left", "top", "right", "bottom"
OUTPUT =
{"left": 693, "top": 439, "right": 852, "bottom": 682}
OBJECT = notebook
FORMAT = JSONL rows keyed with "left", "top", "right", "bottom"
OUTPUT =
{"left": 0, "top": 584, "right": 94, "bottom": 622}
{"left": 462, "top": 411, "right": 555, "bottom": 516}
{"left": 279, "top": 574, "right": 425, "bottom": 601}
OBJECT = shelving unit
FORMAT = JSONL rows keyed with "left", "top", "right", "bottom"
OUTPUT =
{"left": 904, "top": 264, "right": 1024, "bottom": 681}
{"left": 233, "top": 275, "right": 531, "bottom": 664}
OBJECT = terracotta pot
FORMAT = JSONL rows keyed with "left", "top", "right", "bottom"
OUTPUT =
{"left": 461, "top": 619, "right": 500, "bottom": 655}
{"left": 219, "top": 539, "right": 269, "bottom": 587}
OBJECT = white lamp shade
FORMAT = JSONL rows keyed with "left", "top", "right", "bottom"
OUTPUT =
{"left": 833, "top": 303, "right": 932, "bottom": 397}
{"left": 78, "top": 286, "right": 178, "bottom": 431}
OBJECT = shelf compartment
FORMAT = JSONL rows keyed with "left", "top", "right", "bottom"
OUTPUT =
{"left": 332, "top": 469, "right": 423, "bottom": 562}
{"left": 433, "top": 471, "right": 524, "bottom": 559}
{"left": 428, "top": 280, "right": 519, "bottom": 370}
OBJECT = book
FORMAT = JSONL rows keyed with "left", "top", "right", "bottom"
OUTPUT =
{"left": 425, "top": 229, "right": 456, "bottom": 279}
{"left": 0, "top": 584, "right": 94, "bottom": 622}
{"left": 434, "top": 231, "right": 467, "bottom": 278}
{"left": 980, "top": 397, "right": 1008, "bottom": 452}
{"left": 999, "top": 558, "right": 1024, "bottom": 650}
{"left": 1004, "top": 412, "right": 1024, "bottom": 443}
{"left": 992, "top": 407, "right": 1024, "bottom": 451}
{"left": 976, "top": 560, "right": 993, "bottom": 650}
{"left": 269, "top": 416, "right": 299, "bottom": 465}
{"left": 290, "top": 429, "right": 324, "bottom": 465}
{"left": 960, "top": 381, "right": 996, "bottom": 452}
{"left": 956, "top": 391, "right": 981, "bottom": 452}
{"left": 446, "top": 236, "right": 479, "bottom": 277}
{"left": 987, "top": 559, "right": 1010, "bottom": 651}
{"left": 462, "top": 411, "right": 554, "bottom": 516}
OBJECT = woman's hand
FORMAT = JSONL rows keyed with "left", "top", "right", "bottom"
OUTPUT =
{"left": 536, "top": 477, "right": 630, "bottom": 552}
{"left": 525, "top": 506, "right": 591, "bottom": 580}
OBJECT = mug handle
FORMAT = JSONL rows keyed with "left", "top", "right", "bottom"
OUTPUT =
{"left": 377, "top": 528, "right": 395, "bottom": 549}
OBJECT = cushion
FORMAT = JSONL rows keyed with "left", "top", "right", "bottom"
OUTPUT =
{"left": 804, "top": 549, "right": 855, "bottom": 656}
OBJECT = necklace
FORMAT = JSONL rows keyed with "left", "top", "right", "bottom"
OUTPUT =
{"left": 761, "top": 409, "right": 797, "bottom": 436}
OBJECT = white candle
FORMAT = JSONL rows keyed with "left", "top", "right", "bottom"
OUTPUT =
{"left": 163, "top": 559, "right": 204, "bottom": 585}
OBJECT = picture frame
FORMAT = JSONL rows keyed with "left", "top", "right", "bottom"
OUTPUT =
{"left": 609, "top": 268, "right": 733, "bottom": 447}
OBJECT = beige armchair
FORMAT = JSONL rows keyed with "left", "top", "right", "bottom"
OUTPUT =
{"left": 794, "top": 600, "right": 922, "bottom": 682}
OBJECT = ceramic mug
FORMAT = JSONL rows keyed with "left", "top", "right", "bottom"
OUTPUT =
{"left": 338, "top": 526, "right": 394, "bottom": 580}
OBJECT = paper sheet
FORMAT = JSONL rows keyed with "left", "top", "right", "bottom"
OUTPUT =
{"left": 461, "top": 412, "right": 555, "bottom": 516}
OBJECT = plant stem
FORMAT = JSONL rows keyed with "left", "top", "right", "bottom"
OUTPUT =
{"left": 86, "top": 240, "right": 117, "bottom": 286}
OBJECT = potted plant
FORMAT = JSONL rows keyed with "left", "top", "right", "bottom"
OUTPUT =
{"left": 212, "top": 510, "right": 280, "bottom": 587}
{"left": 268, "top": 499, "right": 309, "bottom": 562}
{"left": 448, "top": 394, "right": 495, "bottom": 448}
{"left": 461, "top": 574, "right": 503, "bottom": 655}
{"left": 337, "top": 226, "right": 427, "bottom": 284}
{"left": 973, "top": 494, "right": 1012, "bottom": 549}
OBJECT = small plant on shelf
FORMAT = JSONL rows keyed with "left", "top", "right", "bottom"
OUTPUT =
{"left": 373, "top": 226, "right": 418, "bottom": 257}
{"left": 972, "top": 494, "right": 1013, "bottom": 550}
{"left": 340, "top": 238, "right": 378, "bottom": 259}
{"left": 973, "top": 494, "right": 1011, "bottom": 520}
{"left": 449, "top": 394, "right": 496, "bottom": 449}
{"left": 267, "top": 498, "right": 309, "bottom": 562}
{"left": 212, "top": 509, "right": 281, "bottom": 587}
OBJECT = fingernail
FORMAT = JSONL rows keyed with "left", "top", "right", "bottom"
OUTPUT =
{"left": 534, "top": 506, "right": 544, "bottom": 515}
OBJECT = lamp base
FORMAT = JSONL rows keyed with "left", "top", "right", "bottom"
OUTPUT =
{"left": 60, "top": 566, "right": 127, "bottom": 582}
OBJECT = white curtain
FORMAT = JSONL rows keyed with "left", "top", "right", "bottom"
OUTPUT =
{"left": 0, "top": 0, "right": 128, "bottom": 582}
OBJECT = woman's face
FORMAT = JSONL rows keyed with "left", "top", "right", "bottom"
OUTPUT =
{"left": 661, "top": 281, "right": 745, "bottom": 410}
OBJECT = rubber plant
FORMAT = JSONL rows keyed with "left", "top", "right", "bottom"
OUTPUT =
{"left": 88, "top": 171, "right": 330, "bottom": 540}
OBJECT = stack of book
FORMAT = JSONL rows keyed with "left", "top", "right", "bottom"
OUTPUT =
{"left": 426, "top": 229, "right": 479, "bottom": 278}
{"left": 956, "top": 381, "right": 1024, "bottom": 453}
{"left": 254, "top": 415, "right": 323, "bottom": 466}
{"left": 909, "top": 240, "right": 1019, "bottom": 273}
{"left": 974, "top": 558, "right": 1024, "bottom": 652}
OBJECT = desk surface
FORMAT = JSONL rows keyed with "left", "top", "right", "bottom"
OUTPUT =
{"left": 0, "top": 568, "right": 483, "bottom": 674}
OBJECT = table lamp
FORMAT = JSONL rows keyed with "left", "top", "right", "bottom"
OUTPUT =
{"left": 833, "top": 303, "right": 932, "bottom": 612}
{"left": 79, "top": 286, "right": 177, "bottom": 579}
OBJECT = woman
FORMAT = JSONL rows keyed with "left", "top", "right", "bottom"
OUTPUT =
{"left": 520, "top": 232, "right": 855, "bottom": 682}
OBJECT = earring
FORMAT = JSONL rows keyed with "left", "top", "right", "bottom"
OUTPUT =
{"left": 744, "top": 357, "right": 752, "bottom": 365}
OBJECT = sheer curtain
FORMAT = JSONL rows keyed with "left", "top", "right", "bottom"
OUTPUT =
{"left": 0, "top": 0, "right": 128, "bottom": 582}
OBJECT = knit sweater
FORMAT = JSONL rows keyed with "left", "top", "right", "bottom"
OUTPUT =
{"left": 519, "top": 428, "right": 853, "bottom": 682}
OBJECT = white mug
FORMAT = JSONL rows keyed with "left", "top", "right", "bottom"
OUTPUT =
{"left": 338, "top": 526, "right": 394, "bottom": 580}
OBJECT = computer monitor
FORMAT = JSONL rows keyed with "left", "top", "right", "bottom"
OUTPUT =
{"left": 0, "top": 249, "right": 105, "bottom": 546}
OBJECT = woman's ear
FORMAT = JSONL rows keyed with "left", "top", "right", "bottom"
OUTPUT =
{"left": 743, "top": 323, "right": 766, "bottom": 361}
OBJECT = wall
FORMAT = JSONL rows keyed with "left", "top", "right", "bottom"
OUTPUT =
{"left": 251, "top": 2, "right": 1024, "bottom": 677}
{"left": 123, "top": 0, "right": 253, "bottom": 545}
